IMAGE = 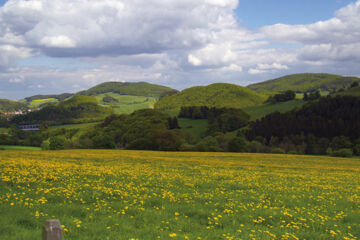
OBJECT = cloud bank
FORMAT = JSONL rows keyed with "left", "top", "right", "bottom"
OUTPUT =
{"left": 0, "top": 0, "right": 359, "bottom": 98}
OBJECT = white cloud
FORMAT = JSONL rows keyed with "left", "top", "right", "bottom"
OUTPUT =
{"left": 248, "top": 68, "right": 266, "bottom": 75}
{"left": 40, "top": 35, "right": 76, "bottom": 48}
{"left": 188, "top": 54, "right": 202, "bottom": 66}
{"left": 0, "top": 44, "right": 32, "bottom": 67}
{"left": 220, "top": 64, "right": 243, "bottom": 72}
{"left": 0, "top": 0, "right": 239, "bottom": 57}
{"left": 8, "top": 76, "right": 24, "bottom": 83}
{"left": 248, "top": 62, "right": 289, "bottom": 75}
{"left": 0, "top": 0, "right": 359, "bottom": 99}
{"left": 257, "top": 63, "right": 289, "bottom": 70}
{"left": 261, "top": 0, "right": 360, "bottom": 63}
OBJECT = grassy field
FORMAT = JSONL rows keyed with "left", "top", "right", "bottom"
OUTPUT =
{"left": 94, "top": 93, "right": 157, "bottom": 114}
{"left": 0, "top": 128, "right": 8, "bottom": 134}
{"left": 243, "top": 100, "right": 306, "bottom": 120}
{"left": 0, "top": 145, "right": 41, "bottom": 151}
{"left": 28, "top": 98, "right": 59, "bottom": 108}
{"left": 178, "top": 118, "right": 208, "bottom": 138}
{"left": 0, "top": 150, "right": 359, "bottom": 239}
{"left": 49, "top": 122, "right": 99, "bottom": 130}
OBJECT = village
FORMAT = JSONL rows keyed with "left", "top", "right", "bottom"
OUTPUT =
{"left": 0, "top": 108, "right": 34, "bottom": 121}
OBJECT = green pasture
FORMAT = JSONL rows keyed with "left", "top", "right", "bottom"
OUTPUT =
{"left": 243, "top": 100, "right": 306, "bottom": 120}
{"left": 0, "top": 145, "right": 41, "bottom": 151}
{"left": 94, "top": 93, "right": 157, "bottom": 114}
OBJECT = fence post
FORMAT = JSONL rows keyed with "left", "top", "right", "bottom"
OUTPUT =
{"left": 42, "top": 219, "right": 62, "bottom": 240}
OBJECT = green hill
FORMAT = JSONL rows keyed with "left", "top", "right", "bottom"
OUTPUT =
{"left": 248, "top": 73, "right": 360, "bottom": 93}
{"left": 155, "top": 83, "right": 267, "bottom": 113}
{"left": 334, "top": 86, "right": 360, "bottom": 97}
{"left": 0, "top": 99, "right": 27, "bottom": 112}
{"left": 78, "top": 81, "right": 176, "bottom": 97}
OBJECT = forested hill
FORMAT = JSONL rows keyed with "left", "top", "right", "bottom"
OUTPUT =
{"left": 77, "top": 82, "right": 176, "bottom": 97}
{"left": 155, "top": 83, "right": 267, "bottom": 113}
{"left": 246, "top": 96, "right": 360, "bottom": 141}
{"left": 248, "top": 73, "right": 360, "bottom": 93}
{"left": 0, "top": 99, "right": 27, "bottom": 112}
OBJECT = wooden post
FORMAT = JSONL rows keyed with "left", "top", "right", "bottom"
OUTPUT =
{"left": 42, "top": 219, "right": 62, "bottom": 240}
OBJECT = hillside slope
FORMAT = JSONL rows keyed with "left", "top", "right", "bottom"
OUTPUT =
{"left": 248, "top": 73, "right": 360, "bottom": 93}
{"left": 334, "top": 86, "right": 360, "bottom": 97}
{"left": 155, "top": 83, "right": 266, "bottom": 113}
{"left": 10, "top": 95, "right": 113, "bottom": 124}
{"left": 78, "top": 81, "right": 176, "bottom": 97}
{"left": 24, "top": 93, "right": 74, "bottom": 102}
{"left": 243, "top": 100, "right": 306, "bottom": 121}
{"left": 0, "top": 99, "right": 27, "bottom": 112}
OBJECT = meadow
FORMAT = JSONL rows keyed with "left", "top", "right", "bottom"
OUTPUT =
{"left": 94, "top": 93, "right": 157, "bottom": 114}
{"left": 0, "top": 150, "right": 359, "bottom": 240}
{"left": 28, "top": 98, "right": 59, "bottom": 108}
{"left": 242, "top": 100, "right": 305, "bottom": 121}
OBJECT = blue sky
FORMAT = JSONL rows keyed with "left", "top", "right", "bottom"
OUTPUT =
{"left": 235, "top": 0, "right": 354, "bottom": 29}
{"left": 0, "top": 0, "right": 359, "bottom": 99}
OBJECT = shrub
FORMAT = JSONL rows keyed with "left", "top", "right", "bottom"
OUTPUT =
{"left": 179, "top": 144, "right": 196, "bottom": 152}
{"left": 228, "top": 137, "right": 248, "bottom": 152}
{"left": 353, "top": 144, "right": 360, "bottom": 156}
{"left": 49, "top": 136, "right": 67, "bottom": 150}
{"left": 326, "top": 147, "right": 333, "bottom": 156}
{"left": 196, "top": 136, "right": 221, "bottom": 152}
{"left": 332, "top": 148, "right": 353, "bottom": 158}
{"left": 248, "top": 141, "right": 261, "bottom": 153}
{"left": 92, "top": 135, "right": 116, "bottom": 149}
{"left": 271, "top": 148, "right": 285, "bottom": 154}
{"left": 41, "top": 139, "right": 50, "bottom": 150}
{"left": 288, "top": 150, "right": 298, "bottom": 155}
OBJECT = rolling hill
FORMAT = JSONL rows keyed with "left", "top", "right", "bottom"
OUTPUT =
{"left": 77, "top": 82, "right": 176, "bottom": 114}
{"left": 78, "top": 81, "right": 176, "bottom": 97}
{"left": 155, "top": 83, "right": 267, "bottom": 113}
{"left": 14, "top": 82, "right": 177, "bottom": 115}
{"left": 248, "top": 73, "right": 360, "bottom": 93}
{"left": 0, "top": 99, "right": 27, "bottom": 112}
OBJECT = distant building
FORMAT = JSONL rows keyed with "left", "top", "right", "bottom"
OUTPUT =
{"left": 19, "top": 124, "right": 40, "bottom": 131}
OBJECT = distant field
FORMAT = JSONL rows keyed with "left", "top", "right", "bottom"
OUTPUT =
{"left": 178, "top": 118, "right": 208, "bottom": 137}
{"left": 49, "top": 122, "right": 99, "bottom": 130}
{"left": 28, "top": 98, "right": 59, "bottom": 108}
{"left": 94, "top": 93, "right": 157, "bottom": 114}
{"left": 0, "top": 150, "right": 359, "bottom": 240}
{"left": 0, "top": 128, "right": 8, "bottom": 134}
{"left": 243, "top": 100, "right": 306, "bottom": 120}
{"left": 335, "top": 87, "right": 360, "bottom": 97}
{"left": 0, "top": 145, "right": 41, "bottom": 151}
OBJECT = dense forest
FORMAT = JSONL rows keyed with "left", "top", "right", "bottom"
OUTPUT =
{"left": 245, "top": 96, "right": 360, "bottom": 156}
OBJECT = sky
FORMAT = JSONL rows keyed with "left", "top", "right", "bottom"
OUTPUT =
{"left": 0, "top": 0, "right": 359, "bottom": 99}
